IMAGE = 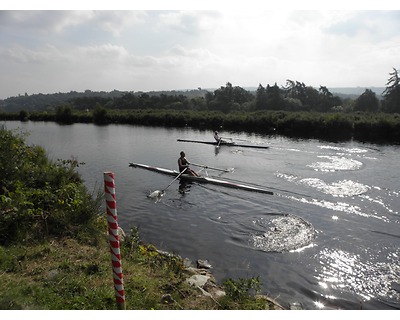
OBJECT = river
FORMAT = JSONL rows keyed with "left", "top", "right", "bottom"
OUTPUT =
{"left": 4, "top": 120, "right": 400, "bottom": 310}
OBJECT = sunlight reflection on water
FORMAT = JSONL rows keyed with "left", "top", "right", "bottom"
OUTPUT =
{"left": 276, "top": 172, "right": 393, "bottom": 221}
{"left": 250, "top": 214, "right": 316, "bottom": 252}
{"left": 284, "top": 194, "right": 390, "bottom": 221}
{"left": 359, "top": 194, "right": 398, "bottom": 214}
{"left": 319, "top": 145, "right": 369, "bottom": 154}
{"left": 316, "top": 248, "right": 400, "bottom": 303}
{"left": 308, "top": 156, "right": 363, "bottom": 172}
{"left": 276, "top": 173, "right": 371, "bottom": 198}
{"left": 299, "top": 178, "right": 370, "bottom": 197}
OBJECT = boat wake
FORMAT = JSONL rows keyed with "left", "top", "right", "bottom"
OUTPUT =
{"left": 276, "top": 172, "right": 397, "bottom": 222}
{"left": 276, "top": 173, "right": 370, "bottom": 197}
{"left": 307, "top": 155, "right": 363, "bottom": 172}
{"left": 147, "top": 190, "right": 164, "bottom": 203}
{"left": 250, "top": 214, "right": 317, "bottom": 253}
{"left": 300, "top": 178, "right": 370, "bottom": 197}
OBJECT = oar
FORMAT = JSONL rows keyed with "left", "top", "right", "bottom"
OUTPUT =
{"left": 147, "top": 168, "right": 187, "bottom": 200}
{"left": 164, "top": 167, "right": 187, "bottom": 191}
{"left": 217, "top": 137, "right": 236, "bottom": 147}
{"left": 190, "top": 163, "right": 233, "bottom": 173}
{"left": 221, "top": 136, "right": 234, "bottom": 141}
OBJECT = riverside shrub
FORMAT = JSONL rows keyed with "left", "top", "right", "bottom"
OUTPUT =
{"left": 0, "top": 128, "right": 103, "bottom": 245}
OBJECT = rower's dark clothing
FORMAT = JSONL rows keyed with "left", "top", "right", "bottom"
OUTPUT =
{"left": 214, "top": 131, "right": 221, "bottom": 142}
{"left": 178, "top": 151, "right": 199, "bottom": 177}
{"left": 178, "top": 156, "right": 189, "bottom": 173}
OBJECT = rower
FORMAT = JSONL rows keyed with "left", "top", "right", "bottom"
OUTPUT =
{"left": 214, "top": 130, "right": 231, "bottom": 145}
{"left": 178, "top": 151, "right": 199, "bottom": 176}
{"left": 213, "top": 131, "right": 222, "bottom": 143}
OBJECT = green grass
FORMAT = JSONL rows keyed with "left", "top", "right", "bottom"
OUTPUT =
{"left": 0, "top": 236, "right": 282, "bottom": 310}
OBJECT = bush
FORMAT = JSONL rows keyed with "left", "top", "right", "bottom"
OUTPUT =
{"left": 0, "top": 128, "right": 104, "bottom": 246}
{"left": 223, "top": 276, "right": 261, "bottom": 302}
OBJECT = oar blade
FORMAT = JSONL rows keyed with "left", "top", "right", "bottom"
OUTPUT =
{"left": 147, "top": 190, "right": 165, "bottom": 202}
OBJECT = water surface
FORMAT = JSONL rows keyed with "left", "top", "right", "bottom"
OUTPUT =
{"left": 5, "top": 121, "right": 400, "bottom": 310}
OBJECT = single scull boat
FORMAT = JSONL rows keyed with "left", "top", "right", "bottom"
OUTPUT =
{"left": 177, "top": 139, "right": 270, "bottom": 149}
{"left": 129, "top": 162, "right": 273, "bottom": 195}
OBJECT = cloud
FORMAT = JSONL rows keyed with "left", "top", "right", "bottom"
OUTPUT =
{"left": 78, "top": 43, "right": 128, "bottom": 61}
{"left": 156, "top": 11, "right": 220, "bottom": 35}
{"left": 0, "top": 9, "right": 399, "bottom": 98}
{"left": 1, "top": 44, "right": 65, "bottom": 64}
{"left": 324, "top": 11, "right": 400, "bottom": 41}
{"left": 0, "top": 11, "right": 91, "bottom": 33}
{"left": 90, "top": 11, "right": 147, "bottom": 37}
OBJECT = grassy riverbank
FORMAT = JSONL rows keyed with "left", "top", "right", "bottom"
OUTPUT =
{"left": 0, "top": 235, "right": 282, "bottom": 310}
{"left": 1, "top": 109, "right": 400, "bottom": 144}
{"left": 0, "top": 128, "right": 283, "bottom": 310}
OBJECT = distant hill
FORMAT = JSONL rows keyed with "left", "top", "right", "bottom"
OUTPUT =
{"left": 328, "top": 87, "right": 385, "bottom": 100}
{"left": 328, "top": 87, "right": 385, "bottom": 95}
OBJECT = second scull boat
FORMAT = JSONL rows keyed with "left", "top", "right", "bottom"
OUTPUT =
{"left": 177, "top": 139, "right": 270, "bottom": 149}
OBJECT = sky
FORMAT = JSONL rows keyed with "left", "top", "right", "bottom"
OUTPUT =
{"left": 0, "top": 1, "right": 400, "bottom": 99}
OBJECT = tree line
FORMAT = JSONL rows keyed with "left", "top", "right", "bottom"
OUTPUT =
{"left": 1, "top": 68, "right": 399, "bottom": 115}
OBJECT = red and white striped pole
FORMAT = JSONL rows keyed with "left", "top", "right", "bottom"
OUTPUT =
{"left": 104, "top": 171, "right": 126, "bottom": 310}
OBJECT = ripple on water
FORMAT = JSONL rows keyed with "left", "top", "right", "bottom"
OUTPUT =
{"left": 250, "top": 214, "right": 316, "bottom": 252}
{"left": 316, "top": 248, "right": 400, "bottom": 305}
{"left": 319, "top": 145, "right": 369, "bottom": 154}
{"left": 308, "top": 156, "right": 363, "bottom": 172}
{"left": 276, "top": 172, "right": 370, "bottom": 197}
{"left": 277, "top": 172, "right": 394, "bottom": 221}
{"left": 300, "top": 178, "right": 370, "bottom": 197}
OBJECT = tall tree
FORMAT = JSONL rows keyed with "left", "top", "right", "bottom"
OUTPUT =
{"left": 354, "top": 89, "right": 379, "bottom": 112}
{"left": 319, "top": 86, "right": 332, "bottom": 98}
{"left": 265, "top": 83, "right": 284, "bottom": 110}
{"left": 55, "top": 104, "right": 73, "bottom": 123}
{"left": 317, "top": 86, "right": 342, "bottom": 112}
{"left": 283, "top": 80, "right": 319, "bottom": 110}
{"left": 255, "top": 84, "right": 267, "bottom": 110}
{"left": 93, "top": 103, "right": 108, "bottom": 124}
{"left": 207, "top": 82, "right": 252, "bottom": 112}
{"left": 283, "top": 80, "right": 309, "bottom": 104}
{"left": 382, "top": 67, "right": 400, "bottom": 113}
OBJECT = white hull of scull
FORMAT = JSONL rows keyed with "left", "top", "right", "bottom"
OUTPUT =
{"left": 129, "top": 163, "right": 273, "bottom": 195}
